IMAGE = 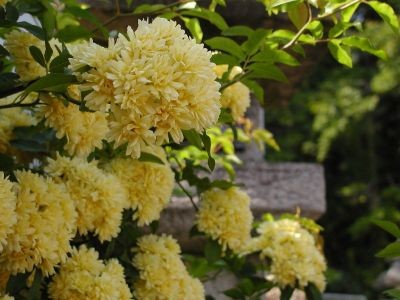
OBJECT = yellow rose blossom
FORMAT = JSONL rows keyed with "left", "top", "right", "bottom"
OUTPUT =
{"left": 70, "top": 18, "right": 221, "bottom": 158}
{"left": 196, "top": 187, "right": 253, "bottom": 253}
{"left": 48, "top": 245, "right": 132, "bottom": 300}
{"left": 242, "top": 219, "right": 326, "bottom": 291}
{"left": 107, "top": 147, "right": 174, "bottom": 226}
{"left": 0, "top": 95, "right": 37, "bottom": 154}
{"left": 45, "top": 154, "right": 128, "bottom": 242}
{"left": 4, "top": 30, "right": 45, "bottom": 81}
{"left": 133, "top": 234, "right": 204, "bottom": 299}
{"left": 39, "top": 94, "right": 109, "bottom": 157}
{"left": 0, "top": 171, "right": 77, "bottom": 276}
{"left": 0, "top": 172, "right": 16, "bottom": 252}
{"left": 214, "top": 65, "right": 250, "bottom": 121}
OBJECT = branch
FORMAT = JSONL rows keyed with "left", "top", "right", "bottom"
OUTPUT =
{"left": 282, "top": 2, "right": 313, "bottom": 50}
{"left": 316, "top": 0, "right": 362, "bottom": 20}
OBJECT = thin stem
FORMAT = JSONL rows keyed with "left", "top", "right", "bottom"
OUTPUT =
{"left": 282, "top": 2, "right": 313, "bottom": 50}
{"left": 177, "top": 180, "right": 199, "bottom": 211}
{"left": 115, "top": 0, "right": 121, "bottom": 15}
{"left": 0, "top": 98, "right": 40, "bottom": 109}
{"left": 316, "top": 0, "right": 362, "bottom": 20}
{"left": 220, "top": 72, "right": 249, "bottom": 92}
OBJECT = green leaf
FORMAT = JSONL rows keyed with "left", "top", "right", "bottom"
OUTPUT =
{"left": 205, "top": 240, "right": 222, "bottom": 263}
{"left": 376, "top": 242, "right": 400, "bottom": 258}
{"left": 251, "top": 49, "right": 299, "bottom": 66}
{"left": 182, "top": 17, "right": 203, "bottom": 42}
{"left": 17, "top": 21, "right": 46, "bottom": 40}
{"left": 367, "top": 1, "right": 399, "bottom": 32}
{"left": 5, "top": 2, "right": 19, "bottom": 22}
{"left": 65, "top": 6, "right": 107, "bottom": 37}
{"left": 44, "top": 40, "right": 53, "bottom": 62}
{"left": 329, "top": 21, "right": 357, "bottom": 38}
{"left": 218, "top": 108, "right": 235, "bottom": 123}
{"left": 248, "top": 63, "right": 288, "bottom": 82}
{"left": 384, "top": 289, "right": 400, "bottom": 299}
{"left": 288, "top": 2, "right": 308, "bottom": 30}
{"left": 0, "top": 72, "right": 19, "bottom": 92}
{"left": 210, "top": 179, "right": 236, "bottom": 190}
{"left": 57, "top": 25, "right": 91, "bottom": 43}
{"left": 238, "top": 278, "right": 255, "bottom": 296}
{"left": 29, "top": 46, "right": 46, "bottom": 68}
{"left": 181, "top": 9, "right": 228, "bottom": 30}
{"left": 183, "top": 129, "right": 203, "bottom": 149}
{"left": 280, "top": 286, "right": 295, "bottom": 300}
{"left": 341, "top": 2, "right": 360, "bottom": 23}
{"left": 138, "top": 152, "right": 164, "bottom": 164}
{"left": 133, "top": 4, "right": 166, "bottom": 14}
{"left": 372, "top": 220, "right": 400, "bottom": 238}
{"left": 24, "top": 74, "right": 77, "bottom": 94}
{"left": 211, "top": 53, "right": 239, "bottom": 66}
{"left": 27, "top": 270, "right": 42, "bottom": 300}
{"left": 328, "top": 39, "right": 352, "bottom": 68}
{"left": 49, "top": 46, "right": 72, "bottom": 73}
{"left": 242, "top": 79, "right": 264, "bottom": 104}
{"left": 341, "top": 36, "right": 387, "bottom": 60}
{"left": 205, "top": 37, "right": 245, "bottom": 59}
{"left": 222, "top": 25, "right": 254, "bottom": 37}
{"left": 201, "top": 132, "right": 215, "bottom": 171}
{"left": 305, "top": 283, "right": 323, "bottom": 300}
{"left": 244, "top": 29, "right": 269, "bottom": 55}
{"left": 307, "top": 20, "right": 323, "bottom": 39}
{"left": 223, "top": 288, "right": 245, "bottom": 299}
{"left": 6, "top": 272, "right": 30, "bottom": 295}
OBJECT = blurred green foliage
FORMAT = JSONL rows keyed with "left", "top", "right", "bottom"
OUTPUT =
{"left": 266, "top": 19, "right": 400, "bottom": 298}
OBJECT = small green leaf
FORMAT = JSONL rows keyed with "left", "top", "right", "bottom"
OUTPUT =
{"left": 182, "top": 17, "right": 203, "bottom": 42}
{"left": 367, "top": 1, "right": 399, "bottom": 32}
{"left": 24, "top": 74, "right": 77, "bottom": 94}
{"left": 305, "top": 283, "right": 323, "bottom": 300}
{"left": 328, "top": 39, "right": 352, "bottom": 68}
{"left": 222, "top": 25, "right": 254, "bottom": 37}
{"left": 29, "top": 46, "right": 46, "bottom": 68}
{"left": 205, "top": 240, "right": 222, "bottom": 263}
{"left": 244, "top": 29, "right": 269, "bottom": 55}
{"left": 341, "top": 36, "right": 387, "bottom": 60}
{"left": 373, "top": 220, "right": 400, "bottom": 238}
{"left": 181, "top": 9, "right": 228, "bottom": 30}
{"left": 242, "top": 79, "right": 264, "bottom": 104}
{"left": 5, "top": 2, "right": 19, "bottom": 22}
{"left": 288, "top": 2, "right": 308, "bottom": 30}
{"left": 138, "top": 152, "right": 164, "bottom": 164}
{"left": 17, "top": 22, "right": 46, "bottom": 40}
{"left": 133, "top": 4, "right": 166, "bottom": 14}
{"left": 28, "top": 270, "right": 42, "bottom": 300}
{"left": 211, "top": 53, "right": 239, "bottom": 66}
{"left": 49, "top": 46, "right": 72, "bottom": 73}
{"left": 238, "top": 278, "right": 255, "bottom": 296}
{"left": 183, "top": 129, "right": 203, "bottom": 149}
{"left": 57, "top": 25, "right": 91, "bottom": 43}
{"left": 251, "top": 49, "right": 299, "bottom": 66}
{"left": 307, "top": 20, "right": 323, "bottom": 39}
{"left": 218, "top": 108, "right": 235, "bottom": 123}
{"left": 376, "top": 242, "right": 400, "bottom": 258}
{"left": 223, "top": 288, "right": 244, "bottom": 299}
{"left": 44, "top": 39, "right": 53, "bottom": 62}
{"left": 341, "top": 2, "right": 360, "bottom": 22}
{"left": 248, "top": 63, "right": 288, "bottom": 82}
{"left": 280, "top": 286, "right": 295, "bottom": 300}
{"left": 205, "top": 37, "right": 245, "bottom": 59}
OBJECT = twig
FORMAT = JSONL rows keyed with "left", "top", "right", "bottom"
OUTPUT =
{"left": 282, "top": 2, "right": 313, "bottom": 50}
{"left": 0, "top": 98, "right": 40, "bottom": 109}
{"left": 316, "top": 0, "right": 362, "bottom": 20}
{"left": 177, "top": 180, "right": 199, "bottom": 211}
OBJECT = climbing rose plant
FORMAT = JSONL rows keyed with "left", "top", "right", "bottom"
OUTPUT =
{"left": 0, "top": 0, "right": 397, "bottom": 299}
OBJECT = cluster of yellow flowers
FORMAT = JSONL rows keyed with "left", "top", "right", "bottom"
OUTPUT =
{"left": 48, "top": 245, "right": 131, "bottom": 300}
{"left": 108, "top": 150, "right": 174, "bottom": 226}
{"left": 243, "top": 219, "right": 327, "bottom": 291}
{"left": 69, "top": 18, "right": 221, "bottom": 158}
{"left": 0, "top": 171, "right": 76, "bottom": 276}
{"left": 196, "top": 187, "right": 253, "bottom": 254}
{"left": 39, "top": 94, "right": 109, "bottom": 157}
{"left": 133, "top": 234, "right": 204, "bottom": 299}
{"left": 214, "top": 65, "right": 250, "bottom": 121}
{"left": 45, "top": 154, "right": 128, "bottom": 242}
{"left": 0, "top": 95, "right": 37, "bottom": 154}
{"left": 0, "top": 173, "right": 16, "bottom": 252}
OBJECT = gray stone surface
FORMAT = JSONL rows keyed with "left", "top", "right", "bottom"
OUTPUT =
{"left": 157, "top": 162, "right": 326, "bottom": 251}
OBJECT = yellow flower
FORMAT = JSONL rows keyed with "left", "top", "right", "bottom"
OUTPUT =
{"left": 214, "top": 65, "right": 250, "bottom": 121}
{"left": 45, "top": 154, "right": 128, "bottom": 242}
{"left": 196, "top": 187, "right": 253, "bottom": 253}
{"left": 71, "top": 18, "right": 221, "bottom": 158}
{"left": 48, "top": 245, "right": 132, "bottom": 300}
{"left": 133, "top": 234, "right": 204, "bottom": 300}
{"left": 0, "top": 172, "right": 16, "bottom": 252}
{"left": 39, "top": 94, "right": 109, "bottom": 157}
{"left": 0, "top": 171, "right": 77, "bottom": 276}
{"left": 107, "top": 147, "right": 174, "bottom": 226}
{"left": 0, "top": 95, "right": 37, "bottom": 154}
{"left": 243, "top": 219, "right": 326, "bottom": 291}
{"left": 4, "top": 30, "right": 45, "bottom": 81}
